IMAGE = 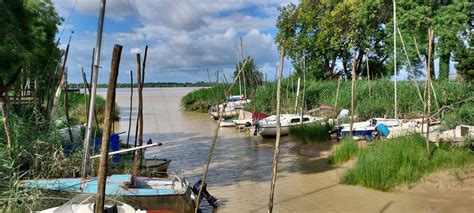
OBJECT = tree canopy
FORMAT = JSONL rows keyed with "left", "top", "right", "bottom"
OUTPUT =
{"left": 233, "top": 57, "right": 264, "bottom": 89}
{"left": 0, "top": 0, "right": 61, "bottom": 92}
{"left": 275, "top": 0, "right": 472, "bottom": 81}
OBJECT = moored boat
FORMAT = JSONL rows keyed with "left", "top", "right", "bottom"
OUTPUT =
{"left": 256, "top": 114, "right": 323, "bottom": 137}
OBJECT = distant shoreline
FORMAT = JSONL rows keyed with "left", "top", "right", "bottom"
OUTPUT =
{"left": 67, "top": 82, "right": 213, "bottom": 88}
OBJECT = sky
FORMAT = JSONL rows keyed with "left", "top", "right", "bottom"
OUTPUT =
{"left": 52, "top": 0, "right": 298, "bottom": 84}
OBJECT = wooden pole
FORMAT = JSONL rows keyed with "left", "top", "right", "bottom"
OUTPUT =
{"left": 81, "top": 68, "right": 89, "bottom": 123}
{"left": 63, "top": 68, "right": 74, "bottom": 143}
{"left": 268, "top": 48, "right": 285, "bottom": 213}
{"left": 126, "top": 70, "right": 133, "bottom": 146}
{"left": 425, "top": 29, "right": 434, "bottom": 158}
{"left": 397, "top": 28, "right": 423, "bottom": 104}
{"left": 350, "top": 54, "right": 358, "bottom": 136}
{"left": 366, "top": 54, "right": 371, "bottom": 99}
{"left": 241, "top": 37, "right": 247, "bottom": 98}
{"left": 82, "top": 0, "right": 107, "bottom": 178}
{"left": 393, "top": 0, "right": 398, "bottom": 119}
{"left": 50, "top": 34, "right": 71, "bottom": 119}
{"left": 132, "top": 53, "right": 142, "bottom": 182}
{"left": 294, "top": 77, "right": 301, "bottom": 113}
{"left": 334, "top": 77, "right": 341, "bottom": 113}
{"left": 95, "top": 44, "right": 122, "bottom": 213}
{"left": 300, "top": 53, "right": 306, "bottom": 124}
{"left": 1, "top": 95, "right": 11, "bottom": 149}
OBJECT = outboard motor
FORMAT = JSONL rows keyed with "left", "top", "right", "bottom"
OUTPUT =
{"left": 192, "top": 180, "right": 218, "bottom": 208}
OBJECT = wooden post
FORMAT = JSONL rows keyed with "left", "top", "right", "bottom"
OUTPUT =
{"left": 95, "top": 44, "right": 122, "bottom": 213}
{"left": 268, "top": 48, "right": 285, "bottom": 213}
{"left": 393, "top": 0, "right": 398, "bottom": 119}
{"left": 64, "top": 68, "right": 74, "bottom": 143}
{"left": 294, "top": 77, "right": 300, "bottom": 113}
{"left": 425, "top": 29, "right": 434, "bottom": 158}
{"left": 366, "top": 54, "right": 371, "bottom": 99}
{"left": 334, "top": 77, "right": 341, "bottom": 113}
{"left": 50, "top": 35, "right": 71, "bottom": 119}
{"left": 1, "top": 95, "right": 11, "bottom": 149}
{"left": 132, "top": 52, "right": 145, "bottom": 184}
{"left": 126, "top": 70, "right": 133, "bottom": 146}
{"left": 300, "top": 54, "right": 306, "bottom": 124}
{"left": 81, "top": 67, "right": 89, "bottom": 122}
{"left": 132, "top": 54, "right": 141, "bottom": 159}
{"left": 350, "top": 54, "right": 358, "bottom": 136}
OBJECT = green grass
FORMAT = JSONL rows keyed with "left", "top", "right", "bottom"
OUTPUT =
{"left": 329, "top": 139, "right": 359, "bottom": 165}
{"left": 289, "top": 122, "right": 333, "bottom": 143}
{"left": 59, "top": 93, "right": 119, "bottom": 126}
{"left": 342, "top": 134, "right": 474, "bottom": 191}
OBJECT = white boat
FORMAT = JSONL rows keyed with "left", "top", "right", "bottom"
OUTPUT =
{"left": 336, "top": 118, "right": 400, "bottom": 140}
{"left": 208, "top": 95, "right": 251, "bottom": 119}
{"left": 34, "top": 195, "right": 152, "bottom": 212}
{"left": 257, "top": 114, "right": 323, "bottom": 137}
{"left": 233, "top": 110, "right": 253, "bottom": 126}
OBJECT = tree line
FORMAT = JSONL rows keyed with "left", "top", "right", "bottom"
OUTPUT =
{"left": 275, "top": 0, "right": 473, "bottom": 80}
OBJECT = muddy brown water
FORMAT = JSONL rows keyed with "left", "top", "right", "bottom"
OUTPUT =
{"left": 97, "top": 87, "right": 473, "bottom": 213}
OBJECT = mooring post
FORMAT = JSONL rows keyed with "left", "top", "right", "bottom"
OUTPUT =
{"left": 132, "top": 53, "right": 143, "bottom": 185}
{"left": 95, "top": 44, "right": 122, "bottom": 213}
{"left": 268, "top": 48, "right": 285, "bottom": 213}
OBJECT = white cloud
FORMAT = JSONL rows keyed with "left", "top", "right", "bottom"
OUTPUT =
{"left": 53, "top": 0, "right": 296, "bottom": 83}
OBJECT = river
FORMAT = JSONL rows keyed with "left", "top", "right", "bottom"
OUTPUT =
{"left": 97, "top": 87, "right": 473, "bottom": 213}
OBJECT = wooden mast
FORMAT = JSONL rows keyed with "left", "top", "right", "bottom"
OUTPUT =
{"left": 393, "top": 0, "right": 398, "bottom": 119}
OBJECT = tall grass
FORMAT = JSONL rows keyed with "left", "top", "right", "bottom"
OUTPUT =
{"left": 289, "top": 122, "right": 333, "bottom": 143}
{"left": 342, "top": 134, "right": 474, "bottom": 191}
{"left": 329, "top": 139, "right": 359, "bottom": 165}
{"left": 181, "top": 80, "right": 474, "bottom": 126}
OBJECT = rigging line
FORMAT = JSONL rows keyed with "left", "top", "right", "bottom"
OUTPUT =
{"left": 129, "top": 0, "right": 176, "bottom": 135}
{"left": 127, "top": 0, "right": 144, "bottom": 51}
{"left": 148, "top": 93, "right": 162, "bottom": 139}
{"left": 39, "top": 0, "right": 78, "bottom": 79}
{"left": 57, "top": 0, "right": 78, "bottom": 44}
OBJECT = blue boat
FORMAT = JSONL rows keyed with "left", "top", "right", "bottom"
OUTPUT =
{"left": 22, "top": 173, "right": 218, "bottom": 211}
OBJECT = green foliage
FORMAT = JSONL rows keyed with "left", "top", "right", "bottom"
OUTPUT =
{"left": 329, "top": 139, "right": 359, "bottom": 165}
{"left": 0, "top": 0, "right": 61, "bottom": 89}
{"left": 289, "top": 122, "right": 333, "bottom": 144}
{"left": 342, "top": 134, "right": 474, "bottom": 191}
{"left": 276, "top": 0, "right": 472, "bottom": 80}
{"left": 233, "top": 58, "right": 264, "bottom": 88}
{"left": 59, "top": 93, "right": 119, "bottom": 126}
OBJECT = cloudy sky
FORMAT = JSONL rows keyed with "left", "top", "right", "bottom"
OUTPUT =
{"left": 52, "top": 0, "right": 297, "bottom": 84}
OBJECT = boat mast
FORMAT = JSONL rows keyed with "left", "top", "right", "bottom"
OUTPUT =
{"left": 82, "top": 0, "right": 107, "bottom": 178}
{"left": 393, "top": 0, "right": 398, "bottom": 119}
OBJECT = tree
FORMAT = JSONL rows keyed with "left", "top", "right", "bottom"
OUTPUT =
{"left": 275, "top": 0, "right": 391, "bottom": 80}
{"left": 454, "top": 32, "right": 473, "bottom": 80}
{"left": 233, "top": 57, "right": 263, "bottom": 89}
{"left": 394, "top": 0, "right": 471, "bottom": 80}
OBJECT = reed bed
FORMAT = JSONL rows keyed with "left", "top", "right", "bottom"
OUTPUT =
{"left": 342, "top": 134, "right": 474, "bottom": 191}
{"left": 289, "top": 122, "right": 333, "bottom": 143}
{"left": 329, "top": 139, "right": 359, "bottom": 165}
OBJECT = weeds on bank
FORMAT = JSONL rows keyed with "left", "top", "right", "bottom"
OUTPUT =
{"left": 329, "top": 139, "right": 359, "bottom": 165}
{"left": 342, "top": 134, "right": 474, "bottom": 191}
{"left": 289, "top": 122, "right": 333, "bottom": 143}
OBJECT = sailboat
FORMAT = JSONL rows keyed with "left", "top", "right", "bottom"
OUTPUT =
{"left": 256, "top": 114, "right": 323, "bottom": 136}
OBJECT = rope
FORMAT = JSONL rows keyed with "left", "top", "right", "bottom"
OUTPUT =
{"left": 194, "top": 59, "right": 250, "bottom": 213}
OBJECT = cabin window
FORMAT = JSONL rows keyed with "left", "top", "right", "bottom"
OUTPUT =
{"left": 303, "top": 118, "right": 310, "bottom": 122}
{"left": 290, "top": 118, "right": 300, "bottom": 123}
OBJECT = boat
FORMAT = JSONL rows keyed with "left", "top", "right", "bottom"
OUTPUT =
{"left": 335, "top": 118, "right": 399, "bottom": 140}
{"left": 22, "top": 173, "right": 217, "bottom": 211}
{"left": 256, "top": 114, "right": 323, "bottom": 137}
{"left": 219, "top": 118, "right": 238, "bottom": 127}
{"left": 208, "top": 95, "right": 251, "bottom": 119}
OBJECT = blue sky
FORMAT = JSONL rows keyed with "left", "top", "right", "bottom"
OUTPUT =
{"left": 52, "top": 0, "right": 298, "bottom": 84}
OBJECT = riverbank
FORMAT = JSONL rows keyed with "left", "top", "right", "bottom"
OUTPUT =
{"left": 181, "top": 80, "right": 474, "bottom": 128}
